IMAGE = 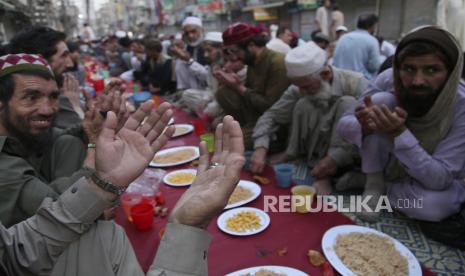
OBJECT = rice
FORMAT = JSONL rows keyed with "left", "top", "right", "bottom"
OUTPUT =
{"left": 334, "top": 232, "right": 409, "bottom": 276}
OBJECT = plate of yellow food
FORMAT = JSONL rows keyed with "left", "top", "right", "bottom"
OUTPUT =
{"left": 150, "top": 146, "right": 200, "bottom": 167}
{"left": 217, "top": 207, "right": 270, "bottom": 236}
{"left": 226, "top": 266, "right": 308, "bottom": 276}
{"left": 224, "top": 180, "right": 261, "bottom": 209}
{"left": 171, "top": 124, "right": 194, "bottom": 138}
{"left": 163, "top": 169, "right": 197, "bottom": 187}
{"left": 322, "top": 225, "right": 421, "bottom": 276}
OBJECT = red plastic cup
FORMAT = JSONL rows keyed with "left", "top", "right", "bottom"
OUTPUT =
{"left": 93, "top": 79, "right": 105, "bottom": 95}
{"left": 192, "top": 119, "right": 205, "bottom": 136}
{"left": 130, "top": 203, "right": 154, "bottom": 231}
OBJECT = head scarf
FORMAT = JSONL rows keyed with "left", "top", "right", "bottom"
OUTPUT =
{"left": 387, "top": 26, "right": 463, "bottom": 181}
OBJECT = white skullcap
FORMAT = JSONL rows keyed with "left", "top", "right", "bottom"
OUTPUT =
{"left": 336, "top": 25, "right": 348, "bottom": 32}
{"left": 266, "top": 38, "right": 291, "bottom": 55}
{"left": 204, "top": 32, "right": 223, "bottom": 43}
{"left": 285, "top": 41, "right": 327, "bottom": 78}
{"left": 182, "top": 16, "right": 202, "bottom": 28}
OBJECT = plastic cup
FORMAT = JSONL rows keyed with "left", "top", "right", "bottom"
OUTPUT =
{"left": 93, "top": 79, "right": 105, "bottom": 95}
{"left": 200, "top": 133, "right": 214, "bottom": 153}
{"left": 130, "top": 203, "right": 154, "bottom": 231}
{"left": 120, "top": 193, "right": 143, "bottom": 222}
{"left": 192, "top": 119, "right": 205, "bottom": 136}
{"left": 273, "top": 163, "right": 294, "bottom": 188}
{"left": 291, "top": 185, "right": 316, "bottom": 213}
{"left": 152, "top": 95, "right": 159, "bottom": 108}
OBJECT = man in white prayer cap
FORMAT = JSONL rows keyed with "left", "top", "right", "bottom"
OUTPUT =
{"left": 251, "top": 42, "right": 368, "bottom": 195}
{"left": 181, "top": 32, "right": 224, "bottom": 120}
{"left": 171, "top": 16, "right": 208, "bottom": 91}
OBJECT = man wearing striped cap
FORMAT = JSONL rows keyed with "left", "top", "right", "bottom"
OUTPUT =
{"left": 0, "top": 53, "right": 94, "bottom": 227}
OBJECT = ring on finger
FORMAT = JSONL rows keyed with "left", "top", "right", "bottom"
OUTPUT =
{"left": 209, "top": 162, "right": 220, "bottom": 169}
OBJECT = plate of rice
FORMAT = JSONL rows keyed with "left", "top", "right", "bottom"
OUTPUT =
{"left": 224, "top": 180, "right": 261, "bottom": 209}
{"left": 226, "top": 266, "right": 308, "bottom": 276}
{"left": 322, "top": 225, "right": 422, "bottom": 276}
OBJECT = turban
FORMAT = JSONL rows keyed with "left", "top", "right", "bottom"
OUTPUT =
{"left": 285, "top": 42, "right": 327, "bottom": 78}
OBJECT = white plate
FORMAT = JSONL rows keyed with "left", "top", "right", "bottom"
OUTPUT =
{"left": 226, "top": 266, "right": 308, "bottom": 276}
{"left": 163, "top": 169, "right": 197, "bottom": 187}
{"left": 322, "top": 225, "right": 422, "bottom": 276}
{"left": 217, "top": 207, "right": 270, "bottom": 236}
{"left": 171, "top": 124, "right": 194, "bottom": 138}
{"left": 150, "top": 146, "right": 199, "bottom": 167}
{"left": 224, "top": 180, "right": 261, "bottom": 209}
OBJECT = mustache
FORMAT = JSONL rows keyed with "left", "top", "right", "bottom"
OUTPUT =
{"left": 405, "top": 85, "right": 435, "bottom": 95}
{"left": 30, "top": 115, "right": 54, "bottom": 121}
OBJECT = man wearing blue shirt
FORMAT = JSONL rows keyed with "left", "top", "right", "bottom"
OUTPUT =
{"left": 333, "top": 14, "right": 382, "bottom": 80}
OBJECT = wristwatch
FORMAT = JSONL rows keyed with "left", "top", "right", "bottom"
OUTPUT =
{"left": 84, "top": 167, "right": 126, "bottom": 196}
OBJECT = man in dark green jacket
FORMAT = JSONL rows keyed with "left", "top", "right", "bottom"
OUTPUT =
{"left": 0, "top": 53, "right": 122, "bottom": 227}
{"left": 216, "top": 23, "right": 290, "bottom": 149}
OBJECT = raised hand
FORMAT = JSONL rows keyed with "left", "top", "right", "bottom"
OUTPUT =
{"left": 169, "top": 116, "right": 245, "bottom": 229}
{"left": 250, "top": 147, "right": 267, "bottom": 174}
{"left": 355, "top": 95, "right": 375, "bottom": 136}
{"left": 62, "top": 74, "right": 81, "bottom": 107}
{"left": 368, "top": 105, "right": 407, "bottom": 137}
{"left": 94, "top": 101, "right": 175, "bottom": 188}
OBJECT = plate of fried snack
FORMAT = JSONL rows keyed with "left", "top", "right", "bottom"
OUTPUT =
{"left": 217, "top": 207, "right": 270, "bottom": 236}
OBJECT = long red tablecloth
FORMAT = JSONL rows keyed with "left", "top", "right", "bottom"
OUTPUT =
{"left": 115, "top": 103, "right": 435, "bottom": 276}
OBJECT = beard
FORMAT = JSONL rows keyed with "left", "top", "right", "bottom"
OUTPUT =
{"left": 243, "top": 50, "right": 256, "bottom": 66}
{"left": 398, "top": 84, "right": 440, "bottom": 117}
{"left": 204, "top": 53, "right": 222, "bottom": 66}
{"left": 301, "top": 79, "right": 332, "bottom": 99}
{"left": 2, "top": 106, "right": 53, "bottom": 152}
{"left": 55, "top": 73, "right": 64, "bottom": 88}
{"left": 187, "top": 36, "right": 203, "bottom": 47}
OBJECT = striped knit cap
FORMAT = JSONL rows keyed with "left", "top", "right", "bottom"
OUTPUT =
{"left": 0, "top": 53, "right": 53, "bottom": 78}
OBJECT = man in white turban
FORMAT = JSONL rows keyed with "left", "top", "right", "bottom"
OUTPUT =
{"left": 181, "top": 32, "right": 224, "bottom": 120}
{"left": 171, "top": 16, "right": 208, "bottom": 91}
{"left": 251, "top": 42, "right": 368, "bottom": 195}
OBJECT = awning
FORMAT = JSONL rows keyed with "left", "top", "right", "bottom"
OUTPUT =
{"left": 242, "top": 1, "right": 285, "bottom": 12}
{"left": 0, "top": 0, "right": 15, "bottom": 11}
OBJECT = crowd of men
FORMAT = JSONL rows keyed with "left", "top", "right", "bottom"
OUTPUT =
{"left": 0, "top": 0, "right": 465, "bottom": 274}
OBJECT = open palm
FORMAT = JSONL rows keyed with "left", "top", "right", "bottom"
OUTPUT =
{"left": 95, "top": 101, "right": 175, "bottom": 187}
{"left": 170, "top": 116, "right": 245, "bottom": 229}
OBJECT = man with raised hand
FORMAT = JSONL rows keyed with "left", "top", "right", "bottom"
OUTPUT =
{"left": 0, "top": 97, "right": 246, "bottom": 275}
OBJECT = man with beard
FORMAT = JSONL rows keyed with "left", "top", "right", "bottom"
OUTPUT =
{"left": 170, "top": 16, "right": 208, "bottom": 91}
{"left": 337, "top": 27, "right": 465, "bottom": 248}
{"left": 251, "top": 42, "right": 367, "bottom": 194}
{"left": 216, "top": 22, "right": 290, "bottom": 149}
{"left": 179, "top": 32, "right": 224, "bottom": 117}
{"left": 8, "top": 27, "right": 83, "bottom": 129}
{"left": 133, "top": 39, "right": 175, "bottom": 95}
{"left": 0, "top": 54, "right": 126, "bottom": 227}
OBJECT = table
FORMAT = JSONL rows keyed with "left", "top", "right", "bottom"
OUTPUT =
{"left": 115, "top": 103, "right": 436, "bottom": 276}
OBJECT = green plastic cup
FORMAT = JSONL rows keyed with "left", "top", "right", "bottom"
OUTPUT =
{"left": 200, "top": 133, "right": 215, "bottom": 153}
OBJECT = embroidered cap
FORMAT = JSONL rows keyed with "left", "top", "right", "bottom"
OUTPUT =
{"left": 0, "top": 53, "right": 54, "bottom": 78}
